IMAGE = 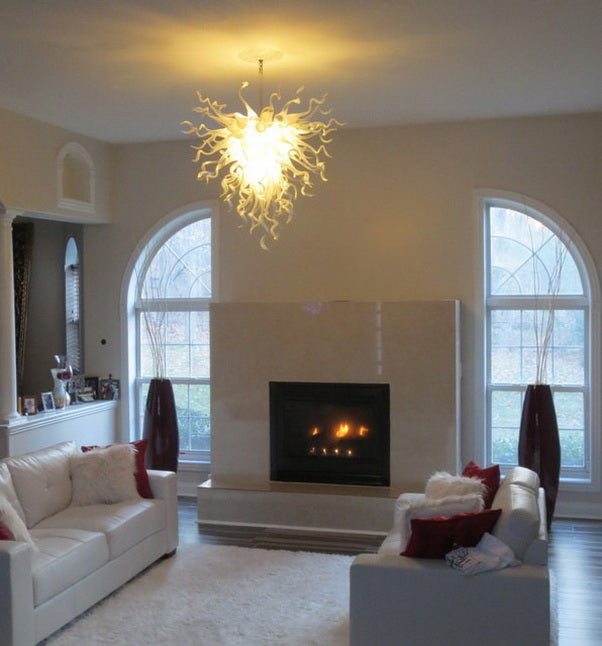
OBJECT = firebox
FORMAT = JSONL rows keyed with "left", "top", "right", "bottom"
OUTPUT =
{"left": 270, "top": 381, "right": 390, "bottom": 486}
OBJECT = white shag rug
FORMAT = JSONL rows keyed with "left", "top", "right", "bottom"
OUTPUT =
{"left": 43, "top": 544, "right": 354, "bottom": 646}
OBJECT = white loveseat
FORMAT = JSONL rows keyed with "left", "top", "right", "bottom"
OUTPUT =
{"left": 0, "top": 441, "right": 178, "bottom": 646}
{"left": 350, "top": 466, "right": 549, "bottom": 646}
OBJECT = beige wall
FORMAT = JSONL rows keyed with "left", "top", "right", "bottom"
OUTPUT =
{"left": 83, "top": 112, "right": 602, "bottom": 516}
{"left": 2, "top": 107, "right": 600, "bottom": 514}
{"left": 0, "top": 107, "right": 114, "bottom": 221}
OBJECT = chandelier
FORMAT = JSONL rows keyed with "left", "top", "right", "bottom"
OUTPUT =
{"left": 182, "top": 59, "right": 343, "bottom": 249}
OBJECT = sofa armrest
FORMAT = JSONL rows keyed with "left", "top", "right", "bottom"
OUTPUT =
{"left": 0, "top": 541, "right": 36, "bottom": 646}
{"left": 147, "top": 470, "right": 178, "bottom": 554}
{"left": 350, "top": 553, "right": 549, "bottom": 646}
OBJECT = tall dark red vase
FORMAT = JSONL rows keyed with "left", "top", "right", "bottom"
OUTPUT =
{"left": 518, "top": 384, "right": 560, "bottom": 529}
{"left": 143, "top": 378, "right": 179, "bottom": 472}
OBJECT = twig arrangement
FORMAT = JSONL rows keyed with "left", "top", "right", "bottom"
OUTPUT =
{"left": 137, "top": 257, "right": 169, "bottom": 380}
{"left": 530, "top": 232, "right": 568, "bottom": 384}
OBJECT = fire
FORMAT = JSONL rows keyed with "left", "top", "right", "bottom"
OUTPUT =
{"left": 335, "top": 423, "right": 350, "bottom": 438}
{"left": 306, "top": 420, "right": 370, "bottom": 457}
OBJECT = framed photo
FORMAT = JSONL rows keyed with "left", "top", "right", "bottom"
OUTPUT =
{"left": 84, "top": 376, "right": 99, "bottom": 399}
{"left": 100, "top": 378, "right": 120, "bottom": 401}
{"left": 41, "top": 392, "right": 55, "bottom": 411}
{"left": 23, "top": 395, "right": 37, "bottom": 415}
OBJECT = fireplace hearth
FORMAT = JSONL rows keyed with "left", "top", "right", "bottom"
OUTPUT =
{"left": 270, "top": 381, "right": 390, "bottom": 486}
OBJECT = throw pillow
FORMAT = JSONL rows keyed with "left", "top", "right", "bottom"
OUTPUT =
{"left": 81, "top": 440, "right": 154, "bottom": 499}
{"left": 395, "top": 493, "right": 485, "bottom": 549}
{"left": 424, "top": 471, "right": 487, "bottom": 500}
{"left": 0, "top": 496, "right": 38, "bottom": 550}
{"left": 401, "top": 508, "right": 502, "bottom": 559}
{"left": 0, "top": 522, "right": 14, "bottom": 540}
{"left": 71, "top": 444, "right": 140, "bottom": 505}
{"left": 462, "top": 461, "right": 501, "bottom": 508}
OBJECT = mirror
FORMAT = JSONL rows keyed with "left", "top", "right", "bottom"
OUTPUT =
{"left": 13, "top": 217, "right": 84, "bottom": 397}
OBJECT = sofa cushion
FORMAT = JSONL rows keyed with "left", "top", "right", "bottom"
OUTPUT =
{"left": 0, "top": 461, "right": 27, "bottom": 523}
{"left": 462, "top": 461, "right": 501, "bottom": 508}
{"left": 82, "top": 440, "right": 154, "bottom": 499}
{"left": 71, "top": 444, "right": 140, "bottom": 505}
{"left": 425, "top": 471, "right": 486, "bottom": 500}
{"left": 5, "top": 441, "right": 75, "bottom": 528}
{"left": 30, "top": 528, "right": 109, "bottom": 606}
{"left": 402, "top": 508, "right": 502, "bottom": 558}
{"left": 491, "top": 474, "right": 541, "bottom": 560}
{"left": 395, "top": 493, "right": 484, "bottom": 549}
{"left": 35, "top": 498, "right": 166, "bottom": 559}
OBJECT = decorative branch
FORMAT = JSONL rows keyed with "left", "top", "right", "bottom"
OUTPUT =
{"left": 530, "top": 232, "right": 568, "bottom": 385}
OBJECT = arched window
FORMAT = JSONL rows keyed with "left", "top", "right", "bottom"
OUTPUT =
{"left": 127, "top": 205, "right": 214, "bottom": 461}
{"left": 482, "top": 194, "right": 598, "bottom": 484}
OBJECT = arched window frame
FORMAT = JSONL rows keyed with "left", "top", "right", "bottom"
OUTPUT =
{"left": 475, "top": 190, "right": 600, "bottom": 492}
{"left": 121, "top": 201, "right": 218, "bottom": 463}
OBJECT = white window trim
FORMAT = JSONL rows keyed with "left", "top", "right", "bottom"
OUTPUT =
{"left": 120, "top": 200, "right": 219, "bottom": 462}
{"left": 473, "top": 189, "right": 601, "bottom": 492}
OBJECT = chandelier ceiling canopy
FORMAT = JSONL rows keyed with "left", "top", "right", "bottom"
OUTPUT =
{"left": 182, "top": 55, "right": 343, "bottom": 249}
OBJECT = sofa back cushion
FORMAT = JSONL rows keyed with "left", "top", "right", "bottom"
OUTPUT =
{"left": 490, "top": 467, "right": 541, "bottom": 560}
{"left": 5, "top": 442, "right": 76, "bottom": 528}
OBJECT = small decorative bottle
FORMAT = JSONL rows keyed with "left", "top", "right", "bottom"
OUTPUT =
{"left": 51, "top": 355, "right": 73, "bottom": 409}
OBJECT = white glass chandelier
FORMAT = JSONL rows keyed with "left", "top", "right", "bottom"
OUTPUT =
{"left": 182, "top": 59, "right": 343, "bottom": 249}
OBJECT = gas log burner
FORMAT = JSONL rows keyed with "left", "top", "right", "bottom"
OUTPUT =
{"left": 270, "top": 381, "right": 390, "bottom": 486}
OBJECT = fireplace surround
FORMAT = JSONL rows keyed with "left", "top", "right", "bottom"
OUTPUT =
{"left": 270, "top": 381, "right": 390, "bottom": 486}
{"left": 199, "top": 301, "right": 460, "bottom": 534}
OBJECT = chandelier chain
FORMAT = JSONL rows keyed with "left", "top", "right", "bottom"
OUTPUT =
{"left": 258, "top": 59, "right": 264, "bottom": 111}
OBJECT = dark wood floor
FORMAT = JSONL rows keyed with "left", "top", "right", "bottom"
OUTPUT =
{"left": 179, "top": 498, "right": 602, "bottom": 645}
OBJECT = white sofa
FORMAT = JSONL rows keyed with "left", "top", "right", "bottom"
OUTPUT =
{"left": 0, "top": 441, "right": 178, "bottom": 646}
{"left": 350, "top": 466, "right": 549, "bottom": 646}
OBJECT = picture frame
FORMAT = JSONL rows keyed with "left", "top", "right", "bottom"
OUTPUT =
{"left": 84, "top": 376, "right": 99, "bottom": 399}
{"left": 41, "top": 391, "right": 55, "bottom": 411}
{"left": 99, "top": 378, "right": 120, "bottom": 401}
{"left": 23, "top": 395, "right": 37, "bottom": 415}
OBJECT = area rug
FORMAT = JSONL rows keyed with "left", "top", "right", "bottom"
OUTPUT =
{"left": 43, "top": 544, "right": 354, "bottom": 646}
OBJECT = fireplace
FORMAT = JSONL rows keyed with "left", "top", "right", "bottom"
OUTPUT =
{"left": 270, "top": 381, "right": 390, "bottom": 486}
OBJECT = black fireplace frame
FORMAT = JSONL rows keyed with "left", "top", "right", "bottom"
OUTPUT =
{"left": 269, "top": 381, "right": 390, "bottom": 487}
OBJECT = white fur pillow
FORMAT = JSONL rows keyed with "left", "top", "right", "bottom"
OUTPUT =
{"left": 396, "top": 493, "right": 485, "bottom": 549}
{"left": 70, "top": 444, "right": 140, "bottom": 506}
{"left": 0, "top": 496, "right": 38, "bottom": 550}
{"left": 425, "top": 471, "right": 487, "bottom": 500}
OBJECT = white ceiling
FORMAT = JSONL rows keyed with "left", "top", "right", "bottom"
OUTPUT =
{"left": 1, "top": 0, "right": 601, "bottom": 143}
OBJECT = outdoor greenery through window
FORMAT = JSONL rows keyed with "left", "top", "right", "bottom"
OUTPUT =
{"left": 485, "top": 202, "right": 590, "bottom": 481}
{"left": 136, "top": 216, "right": 211, "bottom": 460}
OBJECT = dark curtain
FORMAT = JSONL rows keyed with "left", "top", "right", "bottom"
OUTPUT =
{"left": 12, "top": 221, "right": 34, "bottom": 395}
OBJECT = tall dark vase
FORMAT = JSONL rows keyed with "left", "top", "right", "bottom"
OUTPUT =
{"left": 518, "top": 384, "right": 560, "bottom": 530}
{"left": 143, "top": 378, "right": 179, "bottom": 473}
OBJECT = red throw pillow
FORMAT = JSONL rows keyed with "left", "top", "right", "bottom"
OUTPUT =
{"left": 81, "top": 440, "right": 154, "bottom": 499}
{"left": 401, "top": 508, "right": 502, "bottom": 559}
{"left": 462, "top": 461, "right": 501, "bottom": 508}
{"left": 0, "top": 522, "right": 14, "bottom": 540}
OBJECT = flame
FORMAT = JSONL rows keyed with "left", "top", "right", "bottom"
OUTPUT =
{"left": 335, "top": 423, "right": 350, "bottom": 438}
{"left": 359, "top": 426, "right": 369, "bottom": 437}
{"left": 310, "top": 427, "right": 320, "bottom": 436}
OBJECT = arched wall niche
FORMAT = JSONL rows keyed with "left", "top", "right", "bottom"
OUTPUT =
{"left": 57, "top": 142, "right": 96, "bottom": 214}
